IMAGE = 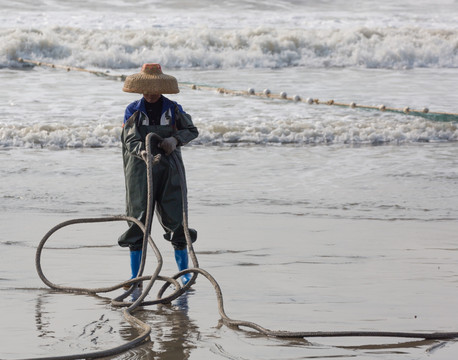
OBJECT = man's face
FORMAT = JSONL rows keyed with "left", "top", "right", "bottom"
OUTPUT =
{"left": 143, "top": 94, "right": 161, "bottom": 103}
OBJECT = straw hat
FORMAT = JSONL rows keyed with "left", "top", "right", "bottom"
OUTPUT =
{"left": 123, "top": 63, "right": 179, "bottom": 94}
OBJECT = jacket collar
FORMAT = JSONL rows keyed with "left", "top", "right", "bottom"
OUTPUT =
{"left": 135, "top": 95, "right": 164, "bottom": 114}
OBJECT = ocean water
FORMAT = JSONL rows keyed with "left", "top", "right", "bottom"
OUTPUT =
{"left": 1, "top": 0, "right": 458, "bottom": 359}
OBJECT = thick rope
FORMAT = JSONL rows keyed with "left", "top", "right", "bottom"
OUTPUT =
{"left": 23, "top": 128, "right": 458, "bottom": 359}
{"left": 16, "top": 58, "right": 458, "bottom": 123}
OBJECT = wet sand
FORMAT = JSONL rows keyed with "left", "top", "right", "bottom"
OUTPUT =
{"left": 1, "top": 144, "right": 457, "bottom": 359}
{"left": 1, "top": 210, "right": 458, "bottom": 359}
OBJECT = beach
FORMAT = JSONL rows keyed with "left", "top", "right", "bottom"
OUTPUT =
{"left": 1, "top": 0, "right": 458, "bottom": 358}
{"left": 2, "top": 145, "right": 458, "bottom": 359}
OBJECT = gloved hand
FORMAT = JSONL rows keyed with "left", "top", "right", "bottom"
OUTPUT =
{"left": 159, "top": 136, "right": 178, "bottom": 155}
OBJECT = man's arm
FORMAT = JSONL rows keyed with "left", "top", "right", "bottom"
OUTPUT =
{"left": 173, "top": 106, "right": 199, "bottom": 146}
{"left": 121, "top": 111, "right": 145, "bottom": 158}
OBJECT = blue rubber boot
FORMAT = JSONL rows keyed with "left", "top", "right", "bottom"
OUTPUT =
{"left": 130, "top": 250, "right": 142, "bottom": 279}
{"left": 124, "top": 250, "right": 142, "bottom": 290}
{"left": 174, "top": 248, "right": 192, "bottom": 285}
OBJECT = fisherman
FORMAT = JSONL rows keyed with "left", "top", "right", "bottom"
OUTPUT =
{"left": 118, "top": 63, "right": 198, "bottom": 286}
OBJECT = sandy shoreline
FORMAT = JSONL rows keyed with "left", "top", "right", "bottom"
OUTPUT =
{"left": 1, "top": 210, "right": 458, "bottom": 358}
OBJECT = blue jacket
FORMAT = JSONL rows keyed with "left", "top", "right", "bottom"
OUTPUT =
{"left": 124, "top": 95, "right": 185, "bottom": 126}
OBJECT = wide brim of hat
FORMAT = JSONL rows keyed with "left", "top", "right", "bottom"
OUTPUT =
{"left": 122, "top": 72, "right": 179, "bottom": 94}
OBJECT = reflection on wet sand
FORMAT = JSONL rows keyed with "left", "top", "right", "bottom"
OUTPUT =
{"left": 32, "top": 288, "right": 199, "bottom": 359}
{"left": 22, "top": 267, "right": 458, "bottom": 360}
{"left": 33, "top": 290, "right": 122, "bottom": 353}
{"left": 118, "top": 292, "right": 199, "bottom": 359}
{"left": 35, "top": 291, "right": 55, "bottom": 340}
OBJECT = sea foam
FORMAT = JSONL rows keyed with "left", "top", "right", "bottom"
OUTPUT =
{"left": 1, "top": 111, "right": 456, "bottom": 149}
{"left": 1, "top": 25, "right": 457, "bottom": 70}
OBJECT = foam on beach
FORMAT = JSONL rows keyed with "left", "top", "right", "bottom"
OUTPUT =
{"left": 2, "top": 25, "right": 457, "bottom": 70}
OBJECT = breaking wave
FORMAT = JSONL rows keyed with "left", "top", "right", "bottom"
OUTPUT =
{"left": 1, "top": 25, "right": 457, "bottom": 70}
{"left": 1, "top": 113, "right": 456, "bottom": 149}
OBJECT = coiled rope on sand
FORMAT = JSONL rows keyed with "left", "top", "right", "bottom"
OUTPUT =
{"left": 16, "top": 58, "right": 458, "bottom": 123}
{"left": 24, "top": 132, "right": 458, "bottom": 359}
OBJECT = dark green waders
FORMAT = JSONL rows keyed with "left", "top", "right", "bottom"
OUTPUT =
{"left": 118, "top": 111, "right": 197, "bottom": 251}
